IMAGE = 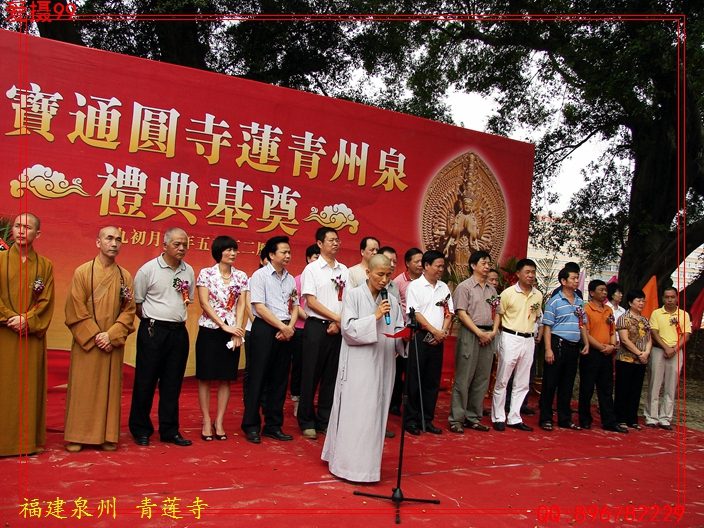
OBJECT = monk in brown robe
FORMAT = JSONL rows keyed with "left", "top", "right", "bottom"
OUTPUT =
{"left": 64, "top": 226, "right": 136, "bottom": 452}
{"left": 0, "top": 213, "right": 54, "bottom": 457}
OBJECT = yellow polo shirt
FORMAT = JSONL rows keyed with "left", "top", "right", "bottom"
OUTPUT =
{"left": 649, "top": 306, "right": 691, "bottom": 347}
{"left": 500, "top": 283, "right": 543, "bottom": 334}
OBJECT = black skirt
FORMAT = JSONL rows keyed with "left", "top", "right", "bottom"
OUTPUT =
{"left": 195, "top": 326, "right": 240, "bottom": 381}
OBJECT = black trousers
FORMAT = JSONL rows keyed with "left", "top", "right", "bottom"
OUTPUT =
{"left": 404, "top": 331, "right": 443, "bottom": 429}
{"left": 289, "top": 327, "right": 304, "bottom": 398}
{"left": 244, "top": 328, "right": 268, "bottom": 410}
{"left": 539, "top": 335, "right": 579, "bottom": 427}
{"left": 297, "top": 318, "right": 342, "bottom": 431}
{"left": 578, "top": 347, "right": 618, "bottom": 428}
{"left": 241, "top": 318, "right": 293, "bottom": 434}
{"left": 243, "top": 329, "right": 251, "bottom": 401}
{"left": 390, "top": 356, "right": 407, "bottom": 410}
{"left": 129, "top": 320, "right": 189, "bottom": 439}
{"left": 614, "top": 360, "right": 646, "bottom": 425}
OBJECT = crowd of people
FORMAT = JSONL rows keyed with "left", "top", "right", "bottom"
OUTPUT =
{"left": 0, "top": 212, "right": 692, "bottom": 485}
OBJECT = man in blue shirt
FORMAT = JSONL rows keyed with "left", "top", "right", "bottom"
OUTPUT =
{"left": 242, "top": 236, "right": 298, "bottom": 443}
{"left": 539, "top": 267, "right": 589, "bottom": 431}
{"left": 549, "top": 262, "right": 583, "bottom": 301}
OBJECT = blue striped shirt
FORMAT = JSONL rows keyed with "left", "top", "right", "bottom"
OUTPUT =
{"left": 542, "top": 290, "right": 586, "bottom": 342}
{"left": 250, "top": 263, "right": 298, "bottom": 322}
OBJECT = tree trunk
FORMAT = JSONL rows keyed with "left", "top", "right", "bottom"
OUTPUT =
{"left": 618, "top": 128, "right": 679, "bottom": 293}
{"left": 144, "top": 2, "right": 210, "bottom": 71}
{"left": 619, "top": 77, "right": 704, "bottom": 298}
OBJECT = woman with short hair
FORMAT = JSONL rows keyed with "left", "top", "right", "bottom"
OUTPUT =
{"left": 195, "top": 236, "right": 248, "bottom": 441}
{"left": 614, "top": 289, "right": 652, "bottom": 430}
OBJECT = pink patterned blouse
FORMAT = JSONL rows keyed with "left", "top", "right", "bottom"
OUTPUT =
{"left": 196, "top": 264, "right": 249, "bottom": 329}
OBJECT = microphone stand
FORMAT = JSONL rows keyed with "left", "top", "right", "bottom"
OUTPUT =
{"left": 353, "top": 308, "right": 440, "bottom": 524}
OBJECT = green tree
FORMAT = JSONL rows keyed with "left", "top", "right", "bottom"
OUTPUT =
{"left": 348, "top": 1, "right": 704, "bottom": 305}
{"left": 10, "top": 0, "right": 359, "bottom": 95}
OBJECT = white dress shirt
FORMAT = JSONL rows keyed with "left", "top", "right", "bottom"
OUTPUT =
{"left": 301, "top": 256, "right": 349, "bottom": 319}
{"left": 405, "top": 274, "right": 453, "bottom": 330}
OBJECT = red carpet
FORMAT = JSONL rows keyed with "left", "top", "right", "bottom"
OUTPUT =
{"left": 2, "top": 350, "right": 703, "bottom": 527}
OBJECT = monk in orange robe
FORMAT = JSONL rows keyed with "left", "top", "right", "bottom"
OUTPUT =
{"left": 64, "top": 226, "right": 136, "bottom": 452}
{"left": 0, "top": 213, "right": 54, "bottom": 457}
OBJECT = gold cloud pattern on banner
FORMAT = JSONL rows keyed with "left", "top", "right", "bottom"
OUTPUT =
{"left": 11, "top": 164, "right": 90, "bottom": 199}
{"left": 303, "top": 204, "right": 359, "bottom": 234}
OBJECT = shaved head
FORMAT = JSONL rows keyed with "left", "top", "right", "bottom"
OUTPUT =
{"left": 14, "top": 212, "right": 40, "bottom": 229}
{"left": 98, "top": 226, "right": 120, "bottom": 238}
{"left": 11, "top": 213, "right": 41, "bottom": 248}
{"left": 96, "top": 225, "right": 123, "bottom": 261}
{"left": 368, "top": 253, "right": 390, "bottom": 271}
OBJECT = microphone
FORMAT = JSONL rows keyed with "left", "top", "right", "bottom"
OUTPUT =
{"left": 380, "top": 288, "right": 391, "bottom": 325}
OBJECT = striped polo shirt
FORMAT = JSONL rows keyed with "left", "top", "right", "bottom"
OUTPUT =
{"left": 543, "top": 290, "right": 586, "bottom": 342}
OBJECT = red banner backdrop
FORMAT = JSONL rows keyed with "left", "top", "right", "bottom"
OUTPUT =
{"left": 0, "top": 29, "right": 534, "bottom": 365}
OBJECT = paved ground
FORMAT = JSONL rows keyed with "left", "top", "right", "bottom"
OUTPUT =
{"left": 682, "top": 376, "right": 704, "bottom": 431}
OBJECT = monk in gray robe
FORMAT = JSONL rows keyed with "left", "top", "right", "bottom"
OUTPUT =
{"left": 321, "top": 254, "right": 405, "bottom": 482}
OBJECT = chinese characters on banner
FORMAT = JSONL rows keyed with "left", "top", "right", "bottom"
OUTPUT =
{"left": 5, "top": 81, "right": 408, "bottom": 239}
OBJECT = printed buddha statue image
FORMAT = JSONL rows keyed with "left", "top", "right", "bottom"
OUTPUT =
{"left": 421, "top": 152, "right": 507, "bottom": 279}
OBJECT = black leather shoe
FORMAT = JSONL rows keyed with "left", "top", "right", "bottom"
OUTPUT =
{"left": 405, "top": 425, "right": 420, "bottom": 436}
{"left": 389, "top": 406, "right": 402, "bottom": 417}
{"left": 605, "top": 425, "right": 629, "bottom": 433}
{"left": 520, "top": 407, "right": 536, "bottom": 416}
{"left": 507, "top": 422, "right": 533, "bottom": 431}
{"left": 493, "top": 421, "right": 505, "bottom": 431}
{"left": 161, "top": 434, "right": 192, "bottom": 446}
{"left": 426, "top": 423, "right": 442, "bottom": 434}
{"left": 660, "top": 424, "right": 674, "bottom": 431}
{"left": 262, "top": 430, "right": 293, "bottom": 441}
{"left": 582, "top": 423, "right": 592, "bottom": 430}
{"left": 134, "top": 436, "right": 149, "bottom": 446}
{"left": 245, "top": 431, "right": 261, "bottom": 444}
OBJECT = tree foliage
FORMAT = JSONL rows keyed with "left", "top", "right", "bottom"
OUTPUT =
{"left": 562, "top": 153, "right": 633, "bottom": 271}
{"left": 350, "top": 1, "right": 704, "bottom": 303}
